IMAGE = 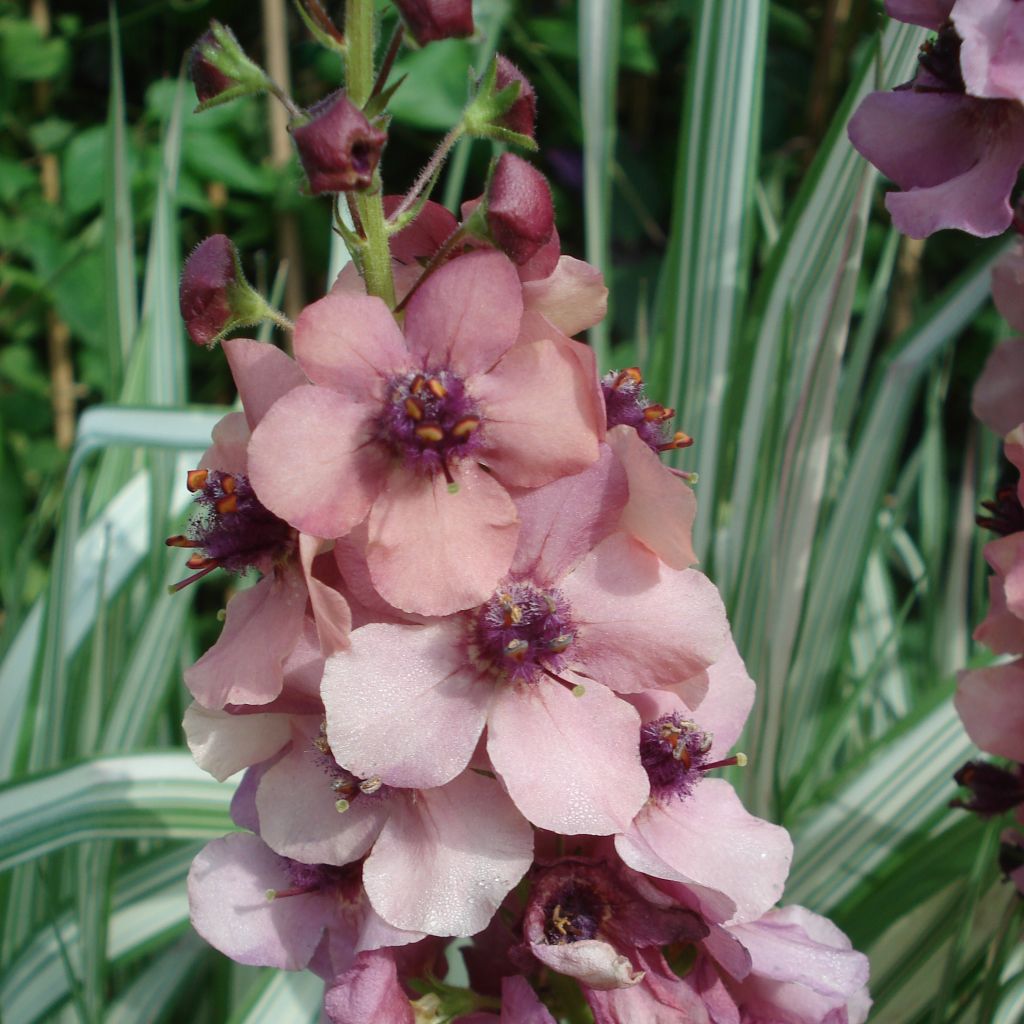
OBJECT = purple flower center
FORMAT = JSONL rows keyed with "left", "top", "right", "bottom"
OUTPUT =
{"left": 474, "top": 581, "right": 575, "bottom": 683}
{"left": 915, "top": 22, "right": 965, "bottom": 94}
{"left": 639, "top": 713, "right": 715, "bottom": 800}
{"left": 166, "top": 469, "right": 294, "bottom": 590}
{"left": 601, "top": 368, "right": 691, "bottom": 455}
{"left": 311, "top": 724, "right": 389, "bottom": 812}
{"left": 978, "top": 483, "right": 1024, "bottom": 536}
{"left": 543, "top": 880, "right": 606, "bottom": 944}
{"left": 377, "top": 369, "right": 484, "bottom": 480}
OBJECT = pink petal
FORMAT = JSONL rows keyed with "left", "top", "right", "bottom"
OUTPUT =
{"left": 991, "top": 242, "right": 1024, "bottom": 333}
{"left": 487, "top": 678, "right": 649, "bottom": 834}
{"left": 293, "top": 291, "right": 410, "bottom": 397}
{"left": 530, "top": 936, "right": 642, "bottom": 991}
{"left": 200, "top": 411, "right": 250, "bottom": 475}
{"left": 974, "top": 574, "right": 1024, "bottom": 654}
{"left": 223, "top": 338, "right": 308, "bottom": 429}
{"left": 517, "top": 225, "right": 561, "bottom": 282}
{"left": 973, "top": 340, "right": 1024, "bottom": 436}
{"left": 563, "top": 533, "right": 729, "bottom": 692}
{"left": 955, "top": 660, "right": 1024, "bottom": 760}
{"left": 256, "top": 742, "right": 389, "bottom": 866}
{"left": 364, "top": 772, "right": 533, "bottom": 936}
{"left": 247, "top": 384, "right": 387, "bottom": 538}
{"left": 884, "top": 101, "right": 1024, "bottom": 238}
{"left": 473, "top": 336, "right": 601, "bottom": 488}
{"left": 183, "top": 702, "right": 293, "bottom": 782}
{"left": 501, "top": 977, "right": 557, "bottom": 1024}
{"left": 404, "top": 250, "right": 523, "bottom": 376}
{"left": 332, "top": 521, "right": 423, "bottom": 626}
{"left": 324, "top": 950, "right": 414, "bottom": 1024}
{"left": 521, "top": 256, "right": 608, "bottom": 337}
{"left": 586, "top": 948, "right": 713, "bottom": 1024}
{"left": 188, "top": 833, "right": 333, "bottom": 970}
{"left": 184, "top": 570, "right": 306, "bottom": 709}
{"left": 681, "top": 637, "right": 756, "bottom": 756}
{"left": 886, "top": 0, "right": 953, "bottom": 27}
{"left": 298, "top": 533, "right": 352, "bottom": 656}
{"left": 606, "top": 426, "right": 698, "bottom": 570}
{"left": 383, "top": 196, "right": 458, "bottom": 264}
{"left": 616, "top": 780, "right": 793, "bottom": 925}
{"left": 511, "top": 445, "right": 628, "bottom": 583}
{"left": 955, "top": 0, "right": 1024, "bottom": 102}
{"left": 322, "top": 621, "right": 491, "bottom": 789}
{"left": 366, "top": 462, "right": 519, "bottom": 616}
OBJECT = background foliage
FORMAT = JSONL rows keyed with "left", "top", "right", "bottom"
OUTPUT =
{"left": 1, "top": 0, "right": 1021, "bottom": 1020}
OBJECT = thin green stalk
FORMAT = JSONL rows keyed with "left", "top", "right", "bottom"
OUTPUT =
{"left": 345, "top": 0, "right": 394, "bottom": 305}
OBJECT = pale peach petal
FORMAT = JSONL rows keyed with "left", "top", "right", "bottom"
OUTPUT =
{"left": 404, "top": 250, "right": 523, "bottom": 376}
{"left": 200, "top": 411, "right": 250, "bottom": 475}
{"left": 223, "top": 338, "right": 308, "bottom": 429}
{"left": 183, "top": 702, "right": 293, "bottom": 782}
{"left": 366, "top": 462, "right": 519, "bottom": 616}
{"left": 955, "top": 660, "right": 1024, "bottom": 760}
{"left": 521, "top": 256, "right": 608, "bottom": 337}
{"left": 298, "top": 533, "right": 352, "bottom": 656}
{"left": 606, "top": 425, "right": 698, "bottom": 569}
{"left": 973, "top": 340, "right": 1024, "bottom": 436}
{"left": 247, "top": 384, "right": 387, "bottom": 539}
{"left": 293, "top": 291, "right": 410, "bottom": 397}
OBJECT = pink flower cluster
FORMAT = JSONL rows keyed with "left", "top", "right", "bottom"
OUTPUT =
{"left": 848, "top": 0, "right": 1024, "bottom": 238}
{"left": 175, "top": 207, "right": 870, "bottom": 1020}
{"left": 955, "top": 241, "right": 1024, "bottom": 889}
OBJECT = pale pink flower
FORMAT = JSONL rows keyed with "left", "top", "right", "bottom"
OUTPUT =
{"left": 321, "top": 451, "right": 729, "bottom": 835}
{"left": 174, "top": 339, "right": 351, "bottom": 709}
{"left": 955, "top": 658, "right": 1024, "bottom": 761}
{"left": 187, "top": 704, "right": 533, "bottom": 937}
{"left": 248, "top": 249, "right": 602, "bottom": 616}
{"left": 953, "top": 0, "right": 1024, "bottom": 102}
{"left": 614, "top": 644, "right": 793, "bottom": 926}
{"left": 187, "top": 832, "right": 420, "bottom": 977}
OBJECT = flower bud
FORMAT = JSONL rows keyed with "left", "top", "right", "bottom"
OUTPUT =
{"left": 291, "top": 91, "right": 387, "bottom": 194}
{"left": 393, "top": 0, "right": 474, "bottom": 45}
{"left": 188, "top": 22, "right": 268, "bottom": 111}
{"left": 463, "top": 55, "right": 538, "bottom": 150}
{"left": 483, "top": 153, "right": 554, "bottom": 265}
{"left": 179, "top": 235, "right": 271, "bottom": 347}
{"left": 493, "top": 55, "right": 536, "bottom": 140}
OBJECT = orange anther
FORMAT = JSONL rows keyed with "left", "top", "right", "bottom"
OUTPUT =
{"left": 165, "top": 534, "right": 199, "bottom": 549}
{"left": 415, "top": 423, "right": 444, "bottom": 444}
{"left": 427, "top": 378, "right": 447, "bottom": 399}
{"left": 186, "top": 554, "right": 216, "bottom": 570}
{"left": 451, "top": 416, "right": 480, "bottom": 439}
{"left": 643, "top": 404, "right": 674, "bottom": 422}
{"left": 404, "top": 397, "right": 424, "bottom": 420}
{"left": 216, "top": 494, "right": 239, "bottom": 515}
{"left": 614, "top": 367, "right": 643, "bottom": 389}
{"left": 186, "top": 469, "right": 209, "bottom": 492}
{"left": 221, "top": 474, "right": 236, "bottom": 494}
{"left": 410, "top": 374, "right": 425, "bottom": 394}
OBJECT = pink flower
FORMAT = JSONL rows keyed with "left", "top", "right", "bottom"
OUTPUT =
{"left": 953, "top": 0, "right": 1024, "bottom": 102}
{"left": 187, "top": 832, "right": 421, "bottom": 976}
{"left": 847, "top": 8, "right": 1024, "bottom": 237}
{"left": 248, "top": 249, "right": 602, "bottom": 616}
{"left": 321, "top": 452, "right": 729, "bottom": 835}
{"left": 614, "top": 644, "right": 794, "bottom": 926}
{"left": 188, "top": 703, "right": 533, "bottom": 937}
{"left": 173, "top": 340, "right": 352, "bottom": 708}
{"left": 955, "top": 658, "right": 1024, "bottom": 761}
{"left": 991, "top": 240, "right": 1024, "bottom": 334}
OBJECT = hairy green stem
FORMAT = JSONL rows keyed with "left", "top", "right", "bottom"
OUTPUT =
{"left": 345, "top": 0, "right": 395, "bottom": 305}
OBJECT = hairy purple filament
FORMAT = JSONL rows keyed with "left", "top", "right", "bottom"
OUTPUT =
{"left": 639, "top": 713, "right": 715, "bottom": 800}
{"left": 601, "top": 368, "right": 692, "bottom": 455}
{"left": 377, "top": 369, "right": 484, "bottom": 478}
{"left": 312, "top": 725, "right": 388, "bottom": 810}
{"left": 272, "top": 857, "right": 362, "bottom": 900}
{"left": 475, "top": 580, "right": 575, "bottom": 683}
{"left": 166, "top": 469, "right": 294, "bottom": 590}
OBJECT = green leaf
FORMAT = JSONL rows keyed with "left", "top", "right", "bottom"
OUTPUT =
{"left": 0, "top": 19, "right": 68, "bottom": 82}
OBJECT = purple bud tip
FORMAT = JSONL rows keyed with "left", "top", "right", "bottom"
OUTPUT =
{"left": 180, "top": 235, "right": 238, "bottom": 347}
{"left": 189, "top": 30, "right": 235, "bottom": 102}
{"left": 485, "top": 153, "right": 554, "bottom": 265}
{"left": 493, "top": 55, "right": 537, "bottom": 140}
{"left": 393, "top": 0, "right": 474, "bottom": 46}
{"left": 291, "top": 91, "right": 387, "bottom": 195}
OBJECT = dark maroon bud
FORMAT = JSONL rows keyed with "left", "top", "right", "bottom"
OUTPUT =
{"left": 484, "top": 153, "right": 554, "bottom": 265}
{"left": 189, "top": 31, "right": 235, "bottom": 102}
{"left": 952, "top": 760, "right": 1024, "bottom": 817}
{"left": 180, "top": 235, "right": 271, "bottom": 347}
{"left": 393, "top": 0, "right": 474, "bottom": 46}
{"left": 291, "top": 91, "right": 387, "bottom": 194}
{"left": 493, "top": 55, "right": 536, "bottom": 140}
